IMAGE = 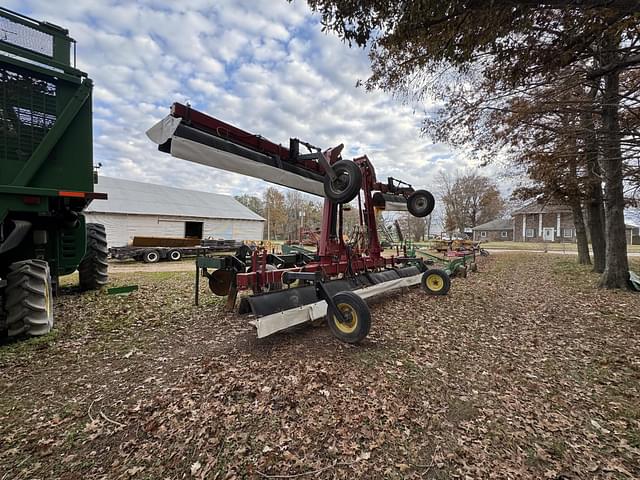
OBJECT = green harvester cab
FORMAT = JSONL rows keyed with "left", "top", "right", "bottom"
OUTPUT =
{"left": 0, "top": 8, "right": 108, "bottom": 338}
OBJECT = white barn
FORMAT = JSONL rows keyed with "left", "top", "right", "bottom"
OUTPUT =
{"left": 84, "top": 177, "right": 264, "bottom": 248}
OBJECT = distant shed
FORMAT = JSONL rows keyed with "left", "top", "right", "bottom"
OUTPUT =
{"left": 84, "top": 177, "right": 264, "bottom": 247}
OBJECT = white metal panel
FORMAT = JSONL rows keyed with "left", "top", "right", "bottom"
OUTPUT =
{"left": 169, "top": 136, "right": 326, "bottom": 197}
{"left": 204, "top": 219, "right": 234, "bottom": 239}
{"left": 232, "top": 220, "right": 264, "bottom": 241}
{"left": 250, "top": 273, "right": 423, "bottom": 338}
{"left": 83, "top": 212, "right": 128, "bottom": 247}
{"left": 83, "top": 212, "right": 264, "bottom": 247}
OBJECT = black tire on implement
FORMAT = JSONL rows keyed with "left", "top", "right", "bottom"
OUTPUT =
{"left": 407, "top": 189, "right": 435, "bottom": 218}
{"left": 421, "top": 268, "right": 451, "bottom": 295}
{"left": 327, "top": 291, "right": 371, "bottom": 343}
{"left": 5, "top": 259, "right": 54, "bottom": 337}
{"left": 323, "top": 160, "right": 362, "bottom": 204}
{"left": 79, "top": 223, "right": 109, "bottom": 291}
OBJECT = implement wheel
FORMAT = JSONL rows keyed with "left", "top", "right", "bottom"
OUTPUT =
{"left": 421, "top": 269, "right": 451, "bottom": 295}
{"left": 407, "top": 189, "right": 435, "bottom": 217}
{"left": 327, "top": 291, "right": 371, "bottom": 343}
{"left": 323, "top": 160, "right": 362, "bottom": 204}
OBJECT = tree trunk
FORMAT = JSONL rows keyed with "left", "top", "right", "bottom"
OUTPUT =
{"left": 581, "top": 85, "right": 607, "bottom": 273}
{"left": 570, "top": 199, "right": 591, "bottom": 265}
{"left": 586, "top": 160, "right": 607, "bottom": 273}
{"left": 598, "top": 47, "right": 629, "bottom": 288}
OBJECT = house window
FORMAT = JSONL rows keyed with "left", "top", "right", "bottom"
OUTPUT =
{"left": 480, "top": 231, "right": 487, "bottom": 237}
{"left": 526, "top": 228, "right": 535, "bottom": 238}
{"left": 563, "top": 228, "right": 573, "bottom": 238}
{"left": 501, "top": 231, "right": 508, "bottom": 238}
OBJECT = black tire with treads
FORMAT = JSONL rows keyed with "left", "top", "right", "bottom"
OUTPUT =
{"left": 407, "top": 189, "right": 435, "bottom": 217}
{"left": 143, "top": 250, "right": 160, "bottom": 263}
{"left": 323, "top": 160, "right": 362, "bottom": 204}
{"left": 5, "top": 259, "right": 54, "bottom": 337}
{"left": 421, "top": 268, "right": 451, "bottom": 295}
{"left": 79, "top": 223, "right": 109, "bottom": 291}
{"left": 327, "top": 291, "right": 371, "bottom": 343}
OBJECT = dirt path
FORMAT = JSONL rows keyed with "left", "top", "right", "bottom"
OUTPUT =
{"left": 1, "top": 254, "right": 639, "bottom": 479}
{"left": 487, "top": 248, "right": 640, "bottom": 256}
{"left": 107, "top": 259, "right": 196, "bottom": 273}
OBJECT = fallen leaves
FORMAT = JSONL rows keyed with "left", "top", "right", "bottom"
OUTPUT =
{"left": 1, "top": 254, "right": 639, "bottom": 478}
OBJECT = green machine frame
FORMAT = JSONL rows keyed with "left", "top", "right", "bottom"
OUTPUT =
{"left": 0, "top": 7, "right": 102, "bottom": 278}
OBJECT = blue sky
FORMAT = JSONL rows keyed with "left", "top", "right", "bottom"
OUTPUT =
{"left": 9, "top": 0, "right": 484, "bottom": 213}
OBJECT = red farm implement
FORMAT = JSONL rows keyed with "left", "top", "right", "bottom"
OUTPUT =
{"left": 147, "top": 103, "right": 449, "bottom": 343}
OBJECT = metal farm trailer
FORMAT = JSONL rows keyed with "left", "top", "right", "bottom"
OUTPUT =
{"left": 110, "top": 240, "right": 243, "bottom": 263}
{"left": 0, "top": 8, "right": 107, "bottom": 338}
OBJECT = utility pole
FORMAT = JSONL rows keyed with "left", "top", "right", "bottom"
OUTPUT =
{"left": 267, "top": 201, "right": 270, "bottom": 241}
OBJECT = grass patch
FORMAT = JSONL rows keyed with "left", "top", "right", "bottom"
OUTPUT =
{"left": 551, "top": 259, "right": 591, "bottom": 275}
{"left": 0, "top": 329, "right": 60, "bottom": 362}
{"left": 480, "top": 241, "right": 640, "bottom": 253}
{"left": 551, "top": 259, "right": 599, "bottom": 289}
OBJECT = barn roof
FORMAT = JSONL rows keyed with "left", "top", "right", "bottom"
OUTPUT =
{"left": 472, "top": 218, "right": 513, "bottom": 231}
{"left": 86, "top": 177, "right": 264, "bottom": 221}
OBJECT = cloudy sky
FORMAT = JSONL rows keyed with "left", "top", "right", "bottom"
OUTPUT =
{"left": 10, "top": 0, "right": 479, "bottom": 200}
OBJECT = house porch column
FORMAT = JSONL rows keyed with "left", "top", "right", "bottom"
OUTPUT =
{"left": 538, "top": 213, "right": 542, "bottom": 238}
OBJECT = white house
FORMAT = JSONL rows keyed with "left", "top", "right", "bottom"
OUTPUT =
{"left": 84, "top": 177, "right": 264, "bottom": 247}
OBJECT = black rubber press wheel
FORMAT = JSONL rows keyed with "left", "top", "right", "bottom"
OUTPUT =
{"left": 407, "top": 189, "right": 435, "bottom": 217}
{"left": 421, "top": 269, "right": 451, "bottom": 295}
{"left": 327, "top": 291, "right": 371, "bottom": 343}
{"left": 323, "top": 160, "right": 362, "bottom": 204}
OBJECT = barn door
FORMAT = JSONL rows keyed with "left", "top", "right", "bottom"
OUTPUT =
{"left": 185, "top": 221, "right": 203, "bottom": 239}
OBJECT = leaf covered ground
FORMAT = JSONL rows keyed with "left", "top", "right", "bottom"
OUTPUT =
{"left": 1, "top": 253, "right": 639, "bottom": 479}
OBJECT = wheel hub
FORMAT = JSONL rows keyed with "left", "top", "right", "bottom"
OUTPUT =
{"left": 426, "top": 274, "right": 444, "bottom": 290}
{"left": 334, "top": 303, "right": 358, "bottom": 333}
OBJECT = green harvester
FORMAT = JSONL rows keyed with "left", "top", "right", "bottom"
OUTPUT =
{"left": 0, "top": 8, "right": 107, "bottom": 338}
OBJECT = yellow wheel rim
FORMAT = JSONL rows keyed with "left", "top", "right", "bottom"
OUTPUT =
{"left": 333, "top": 303, "right": 358, "bottom": 334}
{"left": 426, "top": 273, "right": 444, "bottom": 291}
{"left": 44, "top": 280, "right": 52, "bottom": 318}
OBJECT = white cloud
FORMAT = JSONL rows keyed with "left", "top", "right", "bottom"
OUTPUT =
{"left": 7, "top": 0, "right": 484, "bottom": 201}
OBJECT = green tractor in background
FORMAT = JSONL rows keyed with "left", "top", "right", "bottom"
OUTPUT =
{"left": 0, "top": 8, "right": 107, "bottom": 338}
